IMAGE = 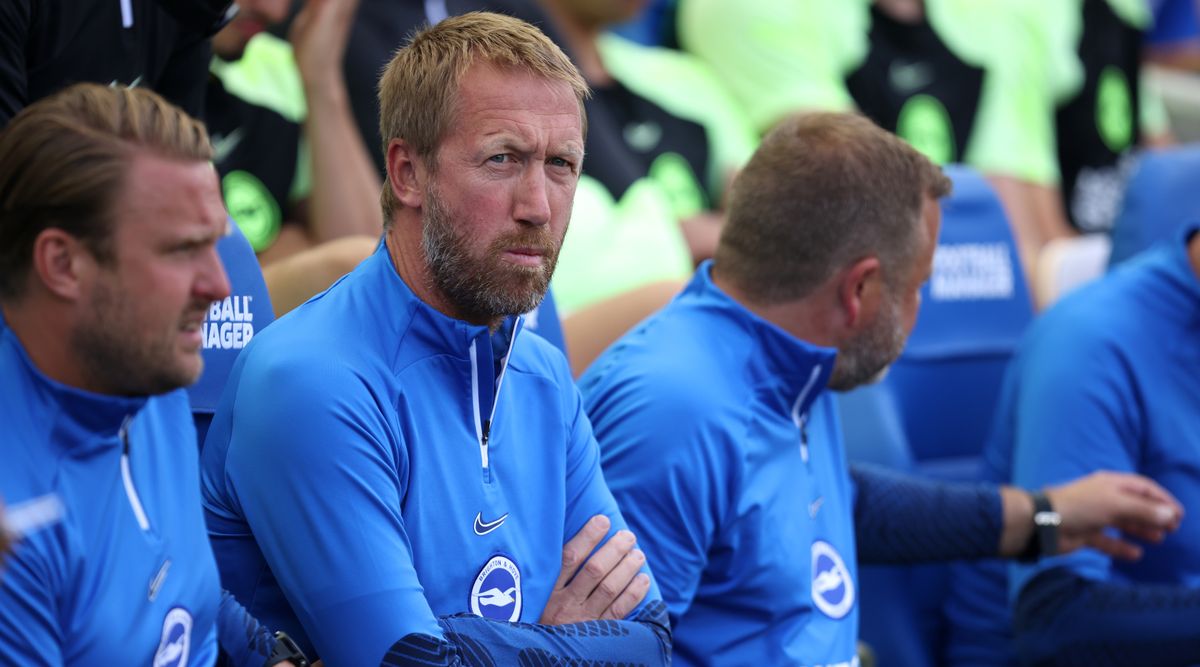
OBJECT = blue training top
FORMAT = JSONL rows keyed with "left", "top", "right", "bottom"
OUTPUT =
{"left": 580, "top": 262, "right": 862, "bottom": 667}
{"left": 950, "top": 222, "right": 1200, "bottom": 666}
{"left": 0, "top": 313, "right": 221, "bottom": 666}
{"left": 201, "top": 242, "right": 667, "bottom": 666}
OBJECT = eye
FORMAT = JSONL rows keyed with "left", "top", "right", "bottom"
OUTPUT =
{"left": 548, "top": 156, "right": 575, "bottom": 171}
{"left": 488, "top": 154, "right": 511, "bottom": 164}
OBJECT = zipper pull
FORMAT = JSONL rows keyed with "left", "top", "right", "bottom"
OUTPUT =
{"left": 480, "top": 419, "right": 492, "bottom": 473}
{"left": 799, "top": 416, "right": 810, "bottom": 464}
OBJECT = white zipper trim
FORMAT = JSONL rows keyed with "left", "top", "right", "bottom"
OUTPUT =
{"left": 467, "top": 319, "right": 524, "bottom": 473}
{"left": 790, "top": 365, "right": 823, "bottom": 428}
{"left": 119, "top": 417, "right": 150, "bottom": 532}
{"left": 791, "top": 365, "right": 823, "bottom": 464}
{"left": 119, "top": 0, "right": 133, "bottom": 28}
{"left": 469, "top": 340, "right": 487, "bottom": 470}
{"left": 121, "top": 453, "right": 150, "bottom": 531}
{"left": 488, "top": 321, "right": 520, "bottom": 428}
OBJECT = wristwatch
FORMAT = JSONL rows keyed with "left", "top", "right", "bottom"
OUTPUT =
{"left": 265, "top": 631, "right": 309, "bottom": 667}
{"left": 1018, "top": 491, "right": 1061, "bottom": 561}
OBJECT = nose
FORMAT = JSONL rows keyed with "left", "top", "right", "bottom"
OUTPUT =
{"left": 513, "top": 164, "right": 552, "bottom": 227}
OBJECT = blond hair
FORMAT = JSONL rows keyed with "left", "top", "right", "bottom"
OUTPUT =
{"left": 376, "top": 11, "right": 589, "bottom": 225}
{"left": 0, "top": 83, "right": 212, "bottom": 300}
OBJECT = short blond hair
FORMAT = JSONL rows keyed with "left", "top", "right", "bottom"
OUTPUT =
{"left": 0, "top": 83, "right": 212, "bottom": 301}
{"left": 376, "top": 11, "right": 589, "bottom": 224}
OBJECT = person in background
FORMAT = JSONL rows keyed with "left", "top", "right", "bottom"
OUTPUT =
{"left": 0, "top": 83, "right": 305, "bottom": 667}
{"left": 208, "top": 0, "right": 380, "bottom": 316}
{"left": 579, "top": 111, "right": 1184, "bottom": 667}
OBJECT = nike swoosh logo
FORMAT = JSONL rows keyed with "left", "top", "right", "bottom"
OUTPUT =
{"left": 473, "top": 512, "right": 509, "bottom": 536}
{"left": 889, "top": 61, "right": 933, "bottom": 93}
{"left": 809, "top": 497, "right": 824, "bottom": 519}
{"left": 211, "top": 128, "right": 245, "bottom": 164}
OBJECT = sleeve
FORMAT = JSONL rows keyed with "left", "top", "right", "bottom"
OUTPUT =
{"left": 560, "top": 378, "right": 664, "bottom": 617}
{"left": 676, "top": 0, "right": 861, "bottom": 134}
{"left": 1147, "top": 0, "right": 1200, "bottom": 46}
{"left": 581, "top": 375, "right": 739, "bottom": 626}
{"left": 1014, "top": 567, "right": 1200, "bottom": 666}
{"left": 0, "top": 533, "right": 65, "bottom": 666}
{"left": 215, "top": 589, "right": 276, "bottom": 667}
{"left": 224, "top": 358, "right": 443, "bottom": 666}
{"left": 1007, "top": 321, "right": 1157, "bottom": 661}
{"left": 0, "top": 0, "right": 31, "bottom": 125}
{"left": 955, "top": 3, "right": 1061, "bottom": 184}
{"left": 851, "top": 463, "right": 1002, "bottom": 564}
{"left": 380, "top": 605, "right": 671, "bottom": 666}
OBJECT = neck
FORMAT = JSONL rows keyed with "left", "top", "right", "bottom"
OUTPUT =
{"left": 540, "top": 1, "right": 611, "bottom": 86}
{"left": 384, "top": 223, "right": 502, "bottom": 331}
{"left": 711, "top": 267, "right": 838, "bottom": 348}
{"left": 1, "top": 299, "right": 94, "bottom": 392}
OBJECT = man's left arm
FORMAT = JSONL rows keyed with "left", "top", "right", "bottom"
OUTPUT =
{"left": 852, "top": 464, "right": 1180, "bottom": 565}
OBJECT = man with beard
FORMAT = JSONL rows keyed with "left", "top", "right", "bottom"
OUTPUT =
{"left": 0, "top": 84, "right": 305, "bottom": 667}
{"left": 578, "top": 111, "right": 1185, "bottom": 667}
{"left": 200, "top": 12, "right": 670, "bottom": 667}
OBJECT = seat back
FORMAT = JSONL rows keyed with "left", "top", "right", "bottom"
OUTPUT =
{"left": 186, "top": 223, "right": 275, "bottom": 445}
{"left": 1110, "top": 143, "right": 1200, "bottom": 266}
{"left": 885, "top": 164, "right": 1034, "bottom": 477}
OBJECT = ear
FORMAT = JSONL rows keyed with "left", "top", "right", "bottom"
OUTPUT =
{"left": 836, "top": 256, "right": 883, "bottom": 331}
{"left": 31, "top": 229, "right": 95, "bottom": 302}
{"left": 386, "top": 138, "right": 428, "bottom": 210}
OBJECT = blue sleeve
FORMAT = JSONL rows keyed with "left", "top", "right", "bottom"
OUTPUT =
{"left": 0, "top": 532, "right": 64, "bottom": 666}
{"left": 1014, "top": 567, "right": 1200, "bottom": 666}
{"left": 1148, "top": 0, "right": 1200, "bottom": 46}
{"left": 225, "top": 359, "right": 442, "bottom": 666}
{"left": 381, "top": 602, "right": 671, "bottom": 666}
{"left": 1008, "top": 322, "right": 1154, "bottom": 660}
{"left": 851, "top": 463, "right": 1002, "bottom": 564}
{"left": 1008, "top": 329, "right": 1141, "bottom": 597}
{"left": 560, "top": 375, "right": 663, "bottom": 616}
{"left": 215, "top": 589, "right": 275, "bottom": 667}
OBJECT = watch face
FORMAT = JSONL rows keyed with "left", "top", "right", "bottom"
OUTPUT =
{"left": 1034, "top": 511, "right": 1062, "bottom": 527}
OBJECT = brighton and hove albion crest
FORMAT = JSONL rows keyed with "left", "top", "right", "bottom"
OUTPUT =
{"left": 811, "top": 540, "right": 855, "bottom": 619}
{"left": 152, "top": 607, "right": 192, "bottom": 667}
{"left": 470, "top": 555, "right": 522, "bottom": 622}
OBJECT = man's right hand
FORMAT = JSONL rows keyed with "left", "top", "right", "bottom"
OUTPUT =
{"left": 540, "top": 515, "right": 651, "bottom": 624}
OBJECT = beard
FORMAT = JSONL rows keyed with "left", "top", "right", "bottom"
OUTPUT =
{"left": 828, "top": 291, "right": 908, "bottom": 392}
{"left": 421, "top": 184, "right": 561, "bottom": 323}
{"left": 72, "top": 274, "right": 207, "bottom": 396}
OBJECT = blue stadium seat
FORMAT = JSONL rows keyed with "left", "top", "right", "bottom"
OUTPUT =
{"left": 1109, "top": 143, "right": 1200, "bottom": 266}
{"left": 186, "top": 222, "right": 275, "bottom": 446}
{"left": 887, "top": 164, "right": 1034, "bottom": 480}
{"left": 838, "top": 383, "right": 913, "bottom": 471}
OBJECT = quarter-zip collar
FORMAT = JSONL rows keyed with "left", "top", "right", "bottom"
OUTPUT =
{"left": 684, "top": 261, "right": 837, "bottom": 422}
{"left": 0, "top": 311, "right": 148, "bottom": 455}
{"left": 371, "top": 241, "right": 526, "bottom": 474}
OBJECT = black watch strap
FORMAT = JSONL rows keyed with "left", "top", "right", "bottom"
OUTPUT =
{"left": 1018, "top": 491, "right": 1062, "bottom": 562}
{"left": 265, "top": 631, "right": 309, "bottom": 667}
